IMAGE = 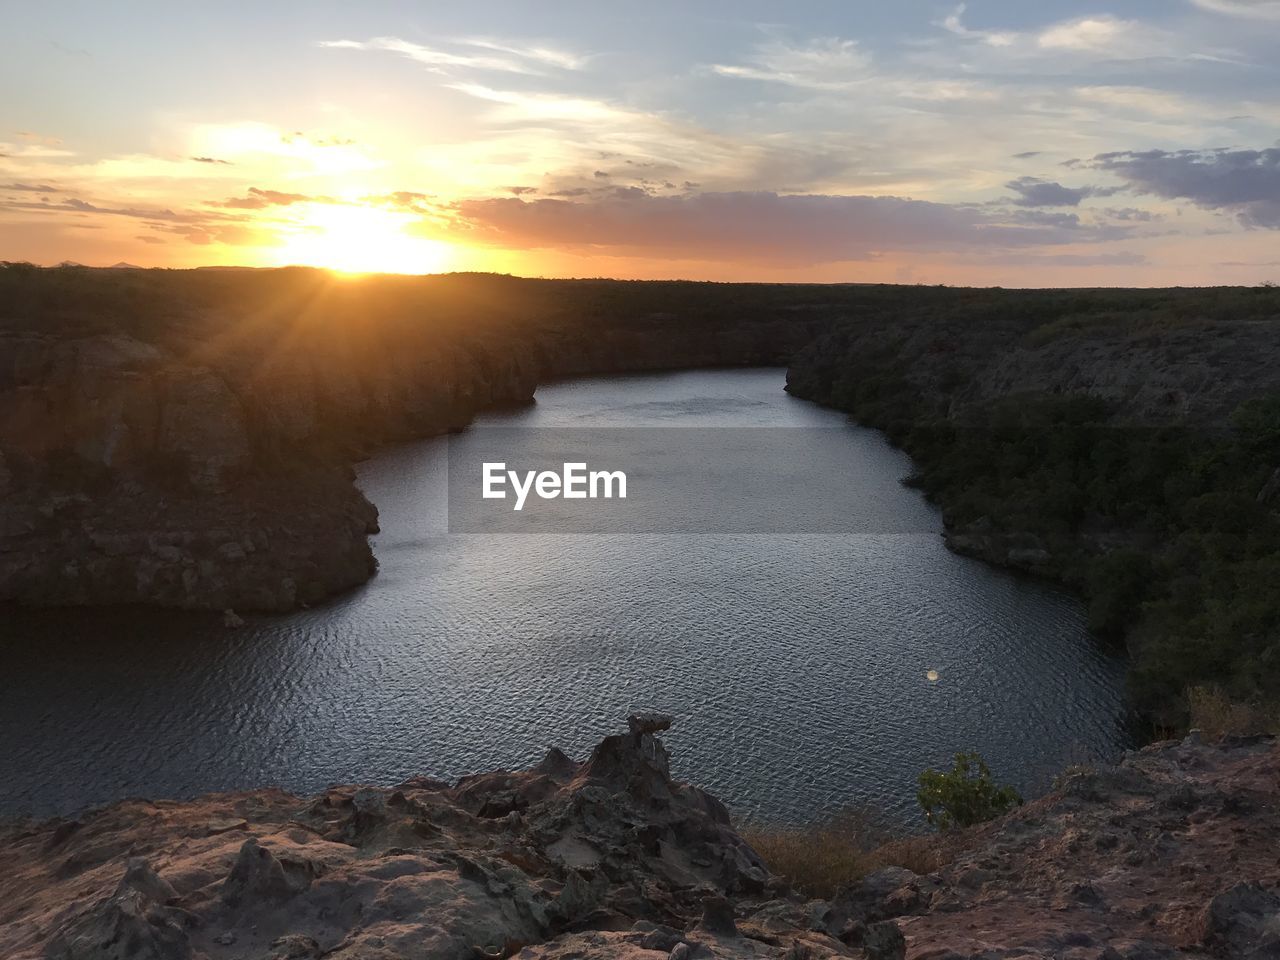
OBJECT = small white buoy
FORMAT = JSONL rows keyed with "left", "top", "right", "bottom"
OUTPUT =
{"left": 926, "top": 669, "right": 940, "bottom": 682}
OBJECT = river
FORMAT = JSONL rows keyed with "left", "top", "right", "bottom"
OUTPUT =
{"left": 0, "top": 368, "right": 1132, "bottom": 825}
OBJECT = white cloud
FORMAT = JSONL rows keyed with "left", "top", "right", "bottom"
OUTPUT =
{"left": 0, "top": 141, "right": 76, "bottom": 159}
{"left": 1190, "top": 0, "right": 1280, "bottom": 20}
{"left": 457, "top": 38, "right": 587, "bottom": 71}
{"left": 1071, "top": 86, "right": 1198, "bottom": 118}
{"left": 444, "top": 83, "right": 635, "bottom": 124}
{"left": 931, "top": 9, "right": 1213, "bottom": 62}
{"left": 1038, "top": 16, "right": 1142, "bottom": 52}
{"left": 319, "top": 36, "right": 585, "bottom": 76}
{"left": 934, "top": 5, "right": 1018, "bottom": 47}
{"left": 711, "top": 38, "right": 872, "bottom": 90}
{"left": 186, "top": 122, "right": 380, "bottom": 175}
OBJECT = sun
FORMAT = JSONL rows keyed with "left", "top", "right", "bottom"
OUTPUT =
{"left": 273, "top": 203, "right": 452, "bottom": 275}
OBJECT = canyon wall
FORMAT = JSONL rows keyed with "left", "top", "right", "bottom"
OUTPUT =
{"left": 3, "top": 267, "right": 1276, "bottom": 641}
{"left": 0, "top": 267, "right": 819, "bottom": 610}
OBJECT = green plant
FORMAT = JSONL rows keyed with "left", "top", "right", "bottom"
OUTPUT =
{"left": 917, "top": 751, "right": 1022, "bottom": 830}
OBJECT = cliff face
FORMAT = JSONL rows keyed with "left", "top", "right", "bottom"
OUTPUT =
{"left": 1, "top": 720, "right": 1276, "bottom": 960}
{"left": 0, "top": 333, "right": 377, "bottom": 611}
{"left": 0, "top": 268, "right": 816, "bottom": 611}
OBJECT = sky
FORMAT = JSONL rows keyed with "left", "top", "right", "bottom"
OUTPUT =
{"left": 2, "top": 0, "right": 1279, "bottom": 285}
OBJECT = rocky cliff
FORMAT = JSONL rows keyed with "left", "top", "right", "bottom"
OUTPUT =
{"left": 0, "top": 332, "right": 379, "bottom": 610}
{"left": 0, "top": 266, "right": 816, "bottom": 611}
{"left": 2, "top": 718, "right": 1276, "bottom": 959}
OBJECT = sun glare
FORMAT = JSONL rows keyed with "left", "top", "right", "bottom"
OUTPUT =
{"left": 273, "top": 203, "right": 452, "bottom": 275}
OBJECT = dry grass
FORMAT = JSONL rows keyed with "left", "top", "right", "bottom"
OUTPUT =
{"left": 1187, "top": 686, "right": 1280, "bottom": 739}
{"left": 740, "top": 809, "right": 965, "bottom": 900}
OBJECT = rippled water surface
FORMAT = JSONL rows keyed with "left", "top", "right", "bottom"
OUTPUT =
{"left": 0, "top": 369, "right": 1132, "bottom": 823}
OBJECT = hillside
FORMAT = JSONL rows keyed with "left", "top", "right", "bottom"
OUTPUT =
{"left": 783, "top": 285, "right": 1280, "bottom": 721}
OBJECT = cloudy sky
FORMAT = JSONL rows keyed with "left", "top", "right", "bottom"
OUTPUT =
{"left": 2, "top": 0, "right": 1279, "bottom": 284}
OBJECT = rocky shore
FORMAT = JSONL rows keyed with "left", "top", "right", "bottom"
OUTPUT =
{"left": 2, "top": 717, "right": 1277, "bottom": 959}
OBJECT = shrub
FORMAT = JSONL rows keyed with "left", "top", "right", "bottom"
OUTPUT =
{"left": 917, "top": 751, "right": 1022, "bottom": 830}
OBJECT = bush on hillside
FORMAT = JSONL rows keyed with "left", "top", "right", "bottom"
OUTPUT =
{"left": 917, "top": 751, "right": 1022, "bottom": 830}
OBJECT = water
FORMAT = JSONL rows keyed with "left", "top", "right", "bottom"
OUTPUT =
{"left": 0, "top": 369, "right": 1131, "bottom": 825}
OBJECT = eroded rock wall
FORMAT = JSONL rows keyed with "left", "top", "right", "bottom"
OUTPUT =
{"left": 0, "top": 276, "right": 813, "bottom": 610}
{"left": 0, "top": 333, "right": 378, "bottom": 611}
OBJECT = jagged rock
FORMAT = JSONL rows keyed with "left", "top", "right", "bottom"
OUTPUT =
{"left": 536, "top": 747, "right": 580, "bottom": 781}
{"left": 628, "top": 712, "right": 674, "bottom": 736}
{"left": 2, "top": 720, "right": 821, "bottom": 958}
{"left": 630, "top": 920, "right": 684, "bottom": 952}
{"left": 695, "top": 895, "right": 740, "bottom": 938}
{"left": 45, "top": 889, "right": 192, "bottom": 960}
{"left": 115, "top": 859, "right": 177, "bottom": 904}
{"left": 42, "top": 819, "right": 82, "bottom": 851}
{"left": 823, "top": 866, "right": 925, "bottom": 933}
{"left": 220, "top": 838, "right": 301, "bottom": 906}
{"left": 861, "top": 921, "right": 906, "bottom": 960}
{"left": 203, "top": 817, "right": 247, "bottom": 836}
{"left": 265, "top": 935, "right": 321, "bottom": 959}
{"left": 552, "top": 868, "right": 608, "bottom": 926}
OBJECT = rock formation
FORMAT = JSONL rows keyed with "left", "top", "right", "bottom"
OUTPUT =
{"left": 2, "top": 719, "right": 1279, "bottom": 959}
{"left": 0, "top": 267, "right": 816, "bottom": 611}
{"left": 0, "top": 333, "right": 379, "bottom": 611}
{"left": 0, "top": 718, "right": 824, "bottom": 960}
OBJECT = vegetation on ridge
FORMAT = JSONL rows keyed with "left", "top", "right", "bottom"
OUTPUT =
{"left": 785, "top": 284, "right": 1280, "bottom": 726}
{"left": 917, "top": 751, "right": 1023, "bottom": 830}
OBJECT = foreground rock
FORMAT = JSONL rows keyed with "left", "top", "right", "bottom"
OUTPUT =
{"left": 0, "top": 720, "right": 848, "bottom": 960}
{"left": 5, "top": 725, "right": 1280, "bottom": 959}
{"left": 827, "top": 733, "right": 1280, "bottom": 959}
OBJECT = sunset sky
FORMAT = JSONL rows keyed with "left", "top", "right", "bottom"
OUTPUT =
{"left": 3, "top": 0, "right": 1279, "bottom": 285}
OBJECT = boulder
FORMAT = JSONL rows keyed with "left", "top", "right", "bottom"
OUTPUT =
{"left": 628, "top": 712, "right": 674, "bottom": 736}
